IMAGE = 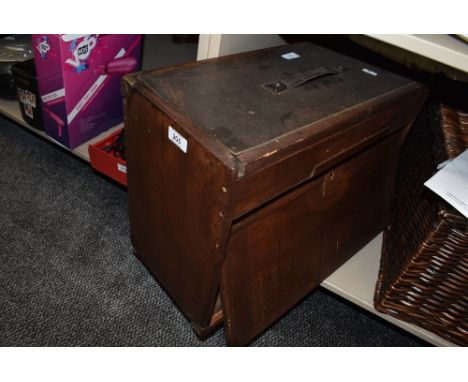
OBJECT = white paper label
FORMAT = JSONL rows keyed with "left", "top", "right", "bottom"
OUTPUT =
{"left": 168, "top": 126, "right": 188, "bottom": 153}
{"left": 425, "top": 149, "right": 468, "bottom": 218}
{"left": 117, "top": 163, "right": 127, "bottom": 174}
{"left": 281, "top": 52, "right": 300, "bottom": 60}
{"left": 41, "top": 88, "right": 66, "bottom": 103}
{"left": 362, "top": 68, "right": 378, "bottom": 76}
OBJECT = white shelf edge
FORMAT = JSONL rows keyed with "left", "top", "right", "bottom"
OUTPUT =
{"left": 321, "top": 233, "right": 457, "bottom": 347}
{"left": 0, "top": 98, "right": 121, "bottom": 162}
{"left": 366, "top": 34, "right": 468, "bottom": 74}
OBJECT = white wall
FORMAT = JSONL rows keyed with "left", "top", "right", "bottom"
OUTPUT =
{"left": 197, "top": 34, "right": 285, "bottom": 60}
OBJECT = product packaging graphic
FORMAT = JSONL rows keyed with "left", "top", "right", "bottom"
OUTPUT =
{"left": 32, "top": 34, "right": 141, "bottom": 149}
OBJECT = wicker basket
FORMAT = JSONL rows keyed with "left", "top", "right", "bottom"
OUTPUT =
{"left": 375, "top": 102, "right": 468, "bottom": 346}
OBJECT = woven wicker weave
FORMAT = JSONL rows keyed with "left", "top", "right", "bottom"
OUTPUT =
{"left": 375, "top": 102, "right": 468, "bottom": 346}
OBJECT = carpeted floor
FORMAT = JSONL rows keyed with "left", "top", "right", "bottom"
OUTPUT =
{"left": 0, "top": 116, "right": 428, "bottom": 346}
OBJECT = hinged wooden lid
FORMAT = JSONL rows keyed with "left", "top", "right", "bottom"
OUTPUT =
{"left": 136, "top": 42, "right": 416, "bottom": 155}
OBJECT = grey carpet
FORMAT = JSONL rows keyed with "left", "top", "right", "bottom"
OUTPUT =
{"left": 0, "top": 116, "right": 428, "bottom": 346}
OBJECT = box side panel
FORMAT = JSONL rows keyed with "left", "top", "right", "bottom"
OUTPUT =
{"left": 32, "top": 34, "right": 68, "bottom": 144}
{"left": 125, "top": 91, "right": 234, "bottom": 327}
{"left": 221, "top": 132, "right": 402, "bottom": 345}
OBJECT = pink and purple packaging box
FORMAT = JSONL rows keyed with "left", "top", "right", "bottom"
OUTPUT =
{"left": 32, "top": 34, "right": 141, "bottom": 149}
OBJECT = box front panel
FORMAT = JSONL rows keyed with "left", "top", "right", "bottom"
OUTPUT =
{"left": 221, "top": 132, "right": 402, "bottom": 345}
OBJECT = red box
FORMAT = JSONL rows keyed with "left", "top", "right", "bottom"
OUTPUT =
{"left": 88, "top": 129, "right": 127, "bottom": 186}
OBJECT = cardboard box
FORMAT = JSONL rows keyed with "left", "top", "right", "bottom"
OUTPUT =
{"left": 32, "top": 34, "right": 141, "bottom": 149}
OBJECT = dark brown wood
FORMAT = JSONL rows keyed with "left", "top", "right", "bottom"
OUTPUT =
{"left": 191, "top": 294, "right": 224, "bottom": 338}
{"left": 123, "top": 42, "right": 429, "bottom": 345}
{"left": 124, "top": 91, "right": 236, "bottom": 328}
{"left": 231, "top": 91, "right": 426, "bottom": 219}
{"left": 140, "top": 42, "right": 412, "bottom": 154}
{"left": 221, "top": 133, "right": 402, "bottom": 345}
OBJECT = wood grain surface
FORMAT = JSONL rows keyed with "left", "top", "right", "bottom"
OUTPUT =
{"left": 123, "top": 42, "right": 428, "bottom": 345}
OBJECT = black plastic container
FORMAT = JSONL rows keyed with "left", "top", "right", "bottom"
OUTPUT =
{"left": 12, "top": 59, "right": 43, "bottom": 130}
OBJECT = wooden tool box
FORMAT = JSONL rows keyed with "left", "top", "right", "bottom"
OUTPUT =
{"left": 122, "top": 42, "right": 428, "bottom": 345}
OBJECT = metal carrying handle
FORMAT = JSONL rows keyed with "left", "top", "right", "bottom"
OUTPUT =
{"left": 263, "top": 66, "right": 342, "bottom": 95}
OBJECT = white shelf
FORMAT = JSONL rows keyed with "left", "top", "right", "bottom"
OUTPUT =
{"left": 0, "top": 98, "right": 121, "bottom": 162}
{"left": 321, "top": 233, "right": 457, "bottom": 347}
{"left": 367, "top": 34, "right": 468, "bottom": 74}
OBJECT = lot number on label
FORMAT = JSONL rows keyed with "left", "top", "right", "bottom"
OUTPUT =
{"left": 168, "top": 126, "right": 188, "bottom": 153}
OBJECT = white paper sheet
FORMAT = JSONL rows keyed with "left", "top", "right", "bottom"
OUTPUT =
{"left": 424, "top": 149, "right": 468, "bottom": 219}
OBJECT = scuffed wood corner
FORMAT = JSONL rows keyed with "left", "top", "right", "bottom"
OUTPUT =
{"left": 121, "top": 73, "right": 140, "bottom": 108}
{"left": 121, "top": 73, "right": 141, "bottom": 126}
